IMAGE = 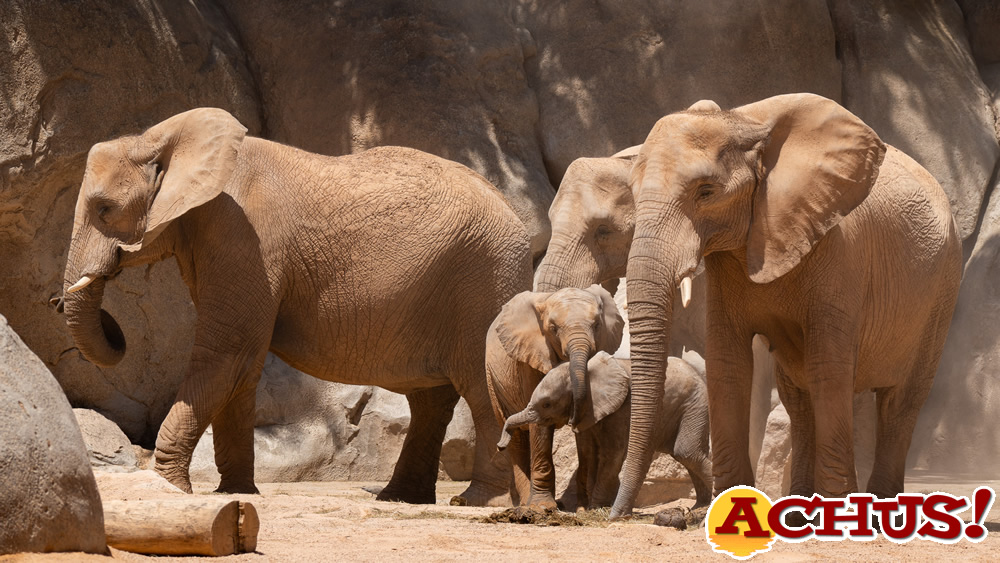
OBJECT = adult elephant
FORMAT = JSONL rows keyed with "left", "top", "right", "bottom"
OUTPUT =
{"left": 59, "top": 108, "right": 532, "bottom": 506}
{"left": 611, "top": 93, "right": 962, "bottom": 517}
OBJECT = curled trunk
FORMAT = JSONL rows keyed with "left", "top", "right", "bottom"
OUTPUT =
{"left": 63, "top": 231, "right": 126, "bottom": 367}
{"left": 497, "top": 408, "right": 538, "bottom": 451}
{"left": 63, "top": 277, "right": 127, "bottom": 367}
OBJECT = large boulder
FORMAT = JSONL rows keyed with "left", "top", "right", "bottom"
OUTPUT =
{"left": 513, "top": 0, "right": 841, "bottom": 182}
{"left": 74, "top": 408, "right": 139, "bottom": 471}
{"left": 0, "top": 315, "right": 106, "bottom": 554}
{"left": 0, "top": 0, "right": 261, "bottom": 442}
{"left": 216, "top": 0, "right": 555, "bottom": 258}
{"left": 829, "top": 0, "right": 1000, "bottom": 240}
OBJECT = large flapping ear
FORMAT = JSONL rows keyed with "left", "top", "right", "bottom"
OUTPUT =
{"left": 735, "top": 93, "right": 886, "bottom": 283}
{"left": 575, "top": 352, "right": 630, "bottom": 433}
{"left": 495, "top": 291, "right": 559, "bottom": 373}
{"left": 124, "top": 108, "right": 247, "bottom": 250}
{"left": 585, "top": 284, "right": 623, "bottom": 354}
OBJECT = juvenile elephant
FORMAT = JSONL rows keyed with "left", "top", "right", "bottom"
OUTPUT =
{"left": 613, "top": 93, "right": 962, "bottom": 517}
{"left": 499, "top": 352, "right": 712, "bottom": 509}
{"left": 485, "top": 286, "right": 623, "bottom": 507}
{"left": 60, "top": 108, "right": 533, "bottom": 506}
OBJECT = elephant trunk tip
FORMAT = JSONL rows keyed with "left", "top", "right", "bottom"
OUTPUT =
{"left": 497, "top": 430, "right": 512, "bottom": 452}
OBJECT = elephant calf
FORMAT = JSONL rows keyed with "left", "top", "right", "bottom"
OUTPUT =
{"left": 499, "top": 352, "right": 712, "bottom": 509}
{"left": 485, "top": 285, "right": 623, "bottom": 507}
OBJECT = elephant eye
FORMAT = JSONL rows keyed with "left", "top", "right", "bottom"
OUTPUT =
{"left": 543, "top": 401, "right": 551, "bottom": 409}
{"left": 696, "top": 184, "right": 715, "bottom": 200}
{"left": 595, "top": 224, "right": 613, "bottom": 238}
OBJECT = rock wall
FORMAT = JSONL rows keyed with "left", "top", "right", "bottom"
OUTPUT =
{"left": 0, "top": 316, "right": 106, "bottom": 554}
{"left": 1, "top": 0, "right": 999, "bottom": 484}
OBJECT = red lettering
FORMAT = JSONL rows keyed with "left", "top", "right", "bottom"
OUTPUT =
{"left": 918, "top": 493, "right": 967, "bottom": 542}
{"left": 767, "top": 496, "right": 819, "bottom": 540}
{"left": 873, "top": 495, "right": 923, "bottom": 540}
{"left": 715, "top": 496, "right": 772, "bottom": 538}
{"left": 815, "top": 494, "right": 876, "bottom": 538}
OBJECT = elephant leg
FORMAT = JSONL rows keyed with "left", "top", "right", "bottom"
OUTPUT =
{"left": 155, "top": 343, "right": 268, "bottom": 494}
{"left": 705, "top": 321, "right": 755, "bottom": 493}
{"left": 454, "top": 375, "right": 512, "bottom": 506}
{"left": 805, "top": 326, "right": 858, "bottom": 497}
{"left": 590, "top": 434, "right": 624, "bottom": 509}
{"left": 775, "top": 364, "right": 816, "bottom": 497}
{"left": 673, "top": 405, "right": 713, "bottom": 508}
{"left": 507, "top": 429, "right": 532, "bottom": 506}
{"left": 377, "top": 385, "right": 459, "bottom": 504}
{"left": 212, "top": 384, "right": 260, "bottom": 493}
{"left": 574, "top": 432, "right": 596, "bottom": 510}
{"left": 527, "top": 424, "right": 557, "bottom": 509}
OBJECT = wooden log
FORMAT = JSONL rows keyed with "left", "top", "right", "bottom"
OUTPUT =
{"left": 103, "top": 499, "right": 259, "bottom": 556}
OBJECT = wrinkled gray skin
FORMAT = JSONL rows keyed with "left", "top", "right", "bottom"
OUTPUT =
{"left": 486, "top": 286, "right": 623, "bottom": 507}
{"left": 614, "top": 94, "right": 962, "bottom": 518}
{"left": 499, "top": 352, "right": 712, "bottom": 508}
{"left": 60, "top": 108, "right": 533, "bottom": 506}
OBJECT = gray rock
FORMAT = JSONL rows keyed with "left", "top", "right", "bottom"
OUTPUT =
{"left": 0, "top": 315, "right": 106, "bottom": 554}
{"left": 829, "top": 0, "right": 1000, "bottom": 240}
{"left": 73, "top": 408, "right": 139, "bottom": 471}
{"left": 514, "top": 0, "right": 841, "bottom": 183}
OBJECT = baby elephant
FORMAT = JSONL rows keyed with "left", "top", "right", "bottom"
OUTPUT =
{"left": 498, "top": 352, "right": 712, "bottom": 509}
{"left": 486, "top": 285, "right": 623, "bottom": 507}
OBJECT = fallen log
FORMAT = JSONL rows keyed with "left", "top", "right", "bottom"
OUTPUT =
{"left": 103, "top": 498, "right": 259, "bottom": 556}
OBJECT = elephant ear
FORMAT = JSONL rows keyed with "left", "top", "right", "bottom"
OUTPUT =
{"left": 586, "top": 284, "right": 623, "bottom": 354}
{"left": 735, "top": 93, "right": 886, "bottom": 284}
{"left": 496, "top": 291, "right": 559, "bottom": 373}
{"left": 575, "top": 352, "right": 629, "bottom": 433}
{"left": 123, "top": 108, "right": 247, "bottom": 250}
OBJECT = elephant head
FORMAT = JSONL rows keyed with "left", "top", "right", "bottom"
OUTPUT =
{"left": 62, "top": 108, "right": 247, "bottom": 367}
{"left": 498, "top": 352, "right": 630, "bottom": 449}
{"left": 495, "top": 285, "right": 624, "bottom": 426}
{"left": 612, "top": 94, "right": 886, "bottom": 517}
{"left": 534, "top": 146, "right": 638, "bottom": 294}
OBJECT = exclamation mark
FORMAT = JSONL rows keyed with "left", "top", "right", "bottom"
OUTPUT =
{"left": 964, "top": 486, "right": 995, "bottom": 542}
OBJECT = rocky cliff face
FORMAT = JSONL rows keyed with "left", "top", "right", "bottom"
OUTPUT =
{"left": 2, "top": 0, "right": 998, "bottom": 483}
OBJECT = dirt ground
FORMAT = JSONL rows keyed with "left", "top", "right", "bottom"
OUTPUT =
{"left": 5, "top": 471, "right": 1000, "bottom": 562}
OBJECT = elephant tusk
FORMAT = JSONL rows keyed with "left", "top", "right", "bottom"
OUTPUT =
{"left": 679, "top": 275, "right": 693, "bottom": 309}
{"left": 67, "top": 275, "right": 96, "bottom": 294}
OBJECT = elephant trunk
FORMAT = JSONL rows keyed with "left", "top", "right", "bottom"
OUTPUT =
{"left": 610, "top": 200, "right": 699, "bottom": 519}
{"left": 63, "top": 229, "right": 126, "bottom": 367}
{"left": 497, "top": 408, "right": 538, "bottom": 451}
{"left": 566, "top": 336, "right": 593, "bottom": 427}
{"left": 534, "top": 231, "right": 598, "bottom": 292}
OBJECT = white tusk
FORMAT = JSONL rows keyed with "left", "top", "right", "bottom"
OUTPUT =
{"left": 67, "top": 275, "right": 96, "bottom": 294}
{"left": 679, "top": 276, "right": 693, "bottom": 309}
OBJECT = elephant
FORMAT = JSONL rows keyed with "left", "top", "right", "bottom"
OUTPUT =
{"left": 531, "top": 143, "right": 776, "bottom": 472}
{"left": 485, "top": 285, "right": 623, "bottom": 507}
{"left": 59, "top": 107, "right": 533, "bottom": 506}
{"left": 498, "top": 352, "right": 712, "bottom": 509}
{"left": 612, "top": 93, "right": 962, "bottom": 518}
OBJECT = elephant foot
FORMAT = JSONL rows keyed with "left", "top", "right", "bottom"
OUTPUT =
{"left": 376, "top": 484, "right": 436, "bottom": 504}
{"left": 216, "top": 480, "right": 260, "bottom": 495}
{"left": 686, "top": 506, "right": 709, "bottom": 528}
{"left": 154, "top": 464, "right": 193, "bottom": 494}
{"left": 527, "top": 495, "right": 558, "bottom": 511}
{"left": 455, "top": 482, "right": 511, "bottom": 507}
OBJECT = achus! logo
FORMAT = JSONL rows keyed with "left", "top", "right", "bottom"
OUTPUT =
{"left": 705, "top": 485, "right": 995, "bottom": 560}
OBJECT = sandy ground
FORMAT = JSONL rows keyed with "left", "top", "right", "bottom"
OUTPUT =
{"left": 5, "top": 471, "right": 1000, "bottom": 562}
